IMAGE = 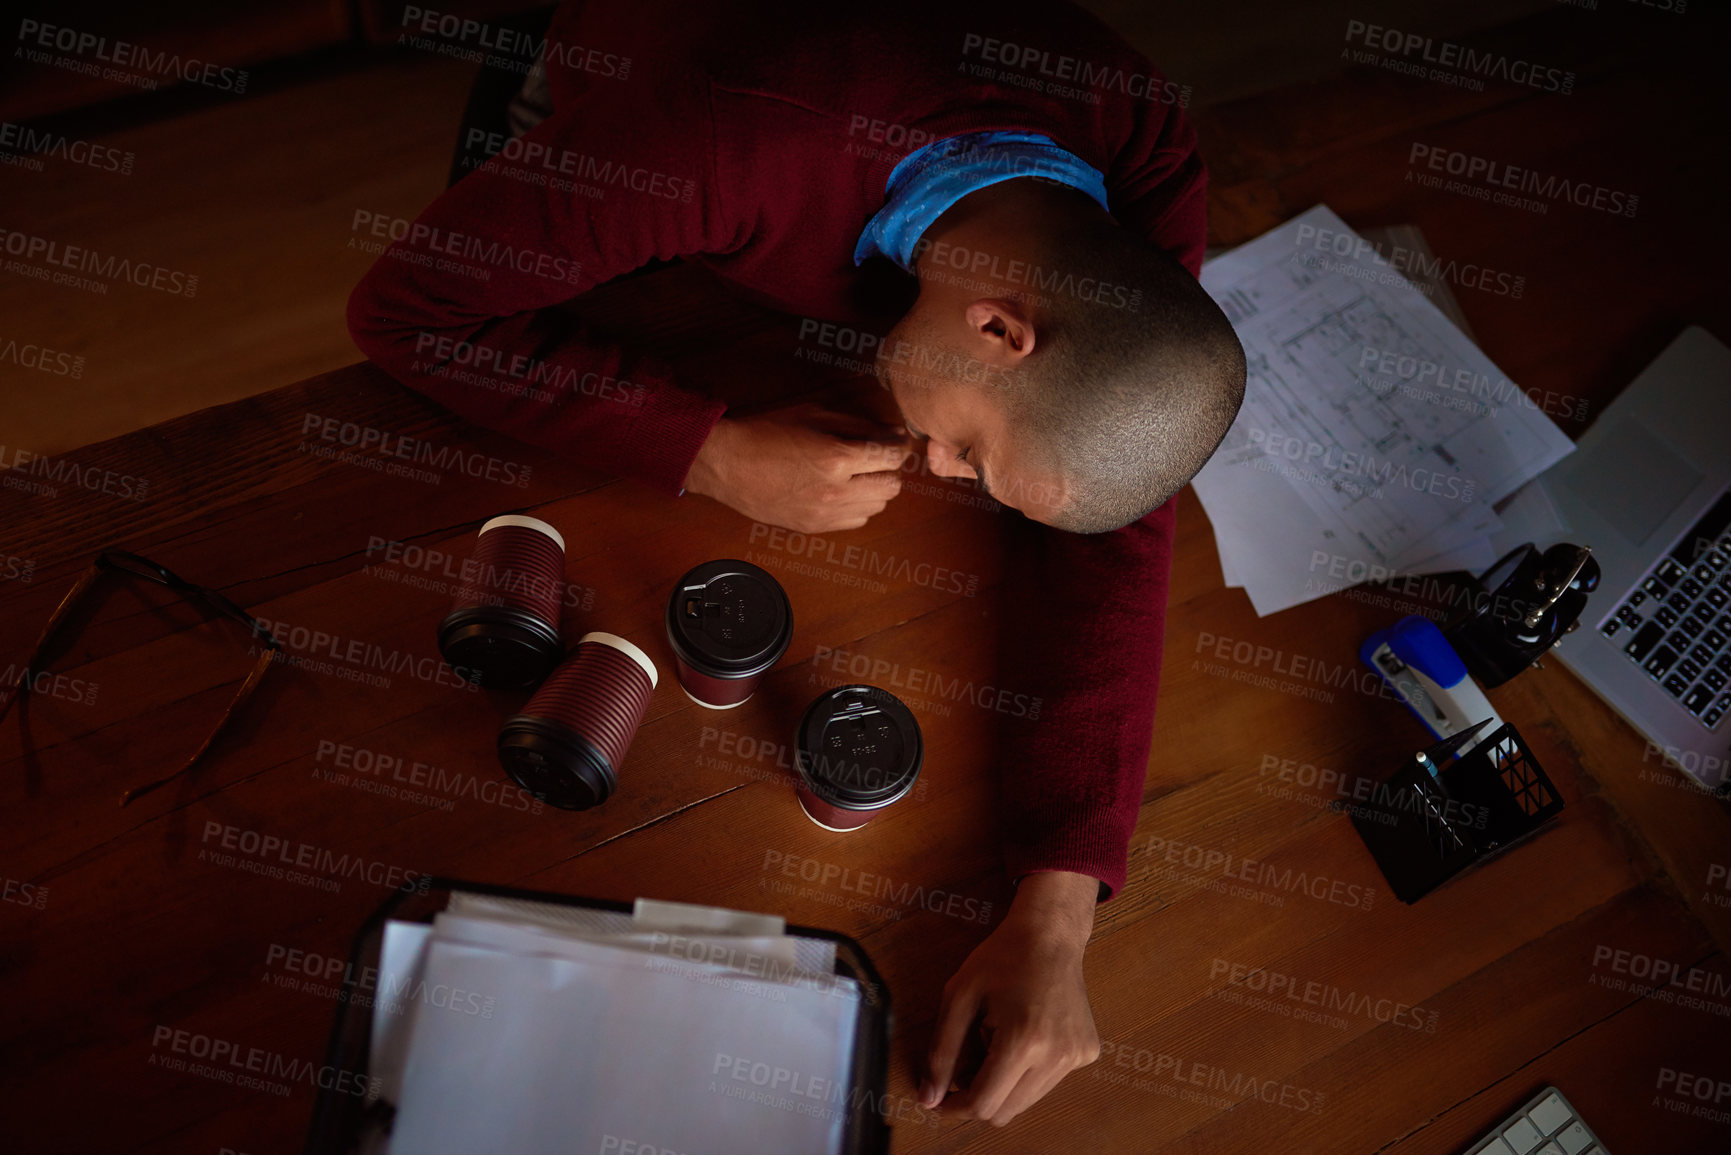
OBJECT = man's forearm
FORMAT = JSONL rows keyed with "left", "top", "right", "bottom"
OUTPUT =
{"left": 1008, "top": 870, "right": 1098, "bottom": 954}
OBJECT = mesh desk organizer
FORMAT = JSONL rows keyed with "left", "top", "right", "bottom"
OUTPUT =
{"left": 304, "top": 879, "right": 891, "bottom": 1154}
{"left": 1349, "top": 720, "right": 1565, "bottom": 904}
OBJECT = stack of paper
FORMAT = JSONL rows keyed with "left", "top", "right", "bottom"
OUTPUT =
{"left": 368, "top": 895, "right": 862, "bottom": 1155}
{"left": 1190, "top": 205, "right": 1575, "bottom": 616}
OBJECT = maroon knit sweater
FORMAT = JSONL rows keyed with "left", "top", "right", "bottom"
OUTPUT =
{"left": 346, "top": 0, "right": 1206, "bottom": 899}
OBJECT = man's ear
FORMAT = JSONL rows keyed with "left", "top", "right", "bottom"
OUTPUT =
{"left": 963, "top": 297, "right": 1036, "bottom": 365}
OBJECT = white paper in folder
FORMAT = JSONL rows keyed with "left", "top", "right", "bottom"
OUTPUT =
{"left": 373, "top": 902, "right": 860, "bottom": 1155}
{"left": 387, "top": 934, "right": 858, "bottom": 1154}
{"left": 1191, "top": 205, "right": 1574, "bottom": 616}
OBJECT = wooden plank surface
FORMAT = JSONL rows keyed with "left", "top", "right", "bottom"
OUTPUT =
{"left": 3, "top": 3, "right": 1729, "bottom": 1153}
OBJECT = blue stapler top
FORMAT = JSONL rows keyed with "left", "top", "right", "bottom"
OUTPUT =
{"left": 1359, "top": 615, "right": 1468, "bottom": 689}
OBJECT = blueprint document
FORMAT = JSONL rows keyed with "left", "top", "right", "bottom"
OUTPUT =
{"left": 1191, "top": 205, "right": 1574, "bottom": 615}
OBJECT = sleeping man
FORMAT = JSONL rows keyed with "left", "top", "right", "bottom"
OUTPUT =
{"left": 348, "top": 0, "right": 1245, "bottom": 1128}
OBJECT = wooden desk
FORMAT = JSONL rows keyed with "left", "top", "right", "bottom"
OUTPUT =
{"left": 4, "top": 6, "right": 1728, "bottom": 1153}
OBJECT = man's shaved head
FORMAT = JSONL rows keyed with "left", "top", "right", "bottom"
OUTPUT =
{"left": 996, "top": 214, "right": 1246, "bottom": 532}
{"left": 880, "top": 185, "right": 1247, "bottom": 533}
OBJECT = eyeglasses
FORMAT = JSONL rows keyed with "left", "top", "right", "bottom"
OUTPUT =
{"left": 0, "top": 549, "right": 280, "bottom": 805}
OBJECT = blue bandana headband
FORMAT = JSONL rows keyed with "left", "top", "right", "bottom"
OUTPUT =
{"left": 854, "top": 131, "right": 1110, "bottom": 273}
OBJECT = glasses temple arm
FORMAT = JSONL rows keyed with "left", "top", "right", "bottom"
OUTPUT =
{"left": 118, "top": 646, "right": 276, "bottom": 807}
{"left": 0, "top": 563, "right": 105, "bottom": 725}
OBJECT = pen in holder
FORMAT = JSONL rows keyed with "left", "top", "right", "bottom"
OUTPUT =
{"left": 1349, "top": 719, "right": 1564, "bottom": 903}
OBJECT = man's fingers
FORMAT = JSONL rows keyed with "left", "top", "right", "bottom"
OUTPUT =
{"left": 783, "top": 500, "right": 884, "bottom": 533}
{"left": 833, "top": 436, "right": 916, "bottom": 476}
{"left": 923, "top": 983, "right": 981, "bottom": 1108}
{"left": 943, "top": 1035, "right": 1030, "bottom": 1122}
{"left": 986, "top": 1060, "right": 1069, "bottom": 1127}
{"left": 847, "top": 470, "right": 903, "bottom": 501}
{"left": 783, "top": 514, "right": 872, "bottom": 533}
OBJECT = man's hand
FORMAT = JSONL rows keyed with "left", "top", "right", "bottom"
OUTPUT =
{"left": 683, "top": 404, "right": 914, "bottom": 533}
{"left": 922, "top": 870, "right": 1101, "bottom": 1127}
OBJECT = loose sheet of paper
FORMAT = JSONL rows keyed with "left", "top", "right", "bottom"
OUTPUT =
{"left": 1191, "top": 205, "right": 1574, "bottom": 616}
{"left": 444, "top": 892, "right": 839, "bottom": 983}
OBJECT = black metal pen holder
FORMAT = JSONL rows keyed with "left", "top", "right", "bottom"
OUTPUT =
{"left": 1349, "top": 723, "right": 1563, "bottom": 903}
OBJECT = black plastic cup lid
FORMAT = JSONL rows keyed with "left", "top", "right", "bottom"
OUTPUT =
{"left": 497, "top": 714, "right": 617, "bottom": 810}
{"left": 665, "top": 559, "right": 793, "bottom": 679}
{"left": 795, "top": 685, "right": 922, "bottom": 810}
{"left": 438, "top": 604, "right": 564, "bottom": 690}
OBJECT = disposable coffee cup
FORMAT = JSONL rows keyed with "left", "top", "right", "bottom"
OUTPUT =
{"left": 496, "top": 632, "right": 658, "bottom": 810}
{"left": 793, "top": 685, "right": 922, "bottom": 831}
{"left": 437, "top": 514, "right": 567, "bottom": 689}
{"left": 664, "top": 559, "right": 793, "bottom": 709}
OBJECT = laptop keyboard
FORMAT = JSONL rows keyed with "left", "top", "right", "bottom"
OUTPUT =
{"left": 1599, "top": 488, "right": 1731, "bottom": 730}
{"left": 1463, "top": 1086, "right": 1607, "bottom": 1155}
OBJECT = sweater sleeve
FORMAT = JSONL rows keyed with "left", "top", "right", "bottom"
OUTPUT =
{"left": 996, "top": 498, "right": 1177, "bottom": 902}
{"left": 996, "top": 97, "right": 1210, "bottom": 902}
{"left": 344, "top": 82, "right": 738, "bottom": 495}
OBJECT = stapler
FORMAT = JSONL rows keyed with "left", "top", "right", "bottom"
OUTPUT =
{"left": 1361, "top": 615, "right": 1503, "bottom": 756}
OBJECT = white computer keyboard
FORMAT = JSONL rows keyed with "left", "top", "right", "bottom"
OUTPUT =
{"left": 1463, "top": 1086, "right": 1608, "bottom": 1155}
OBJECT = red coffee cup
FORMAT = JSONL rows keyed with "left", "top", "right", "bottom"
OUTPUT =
{"left": 496, "top": 632, "right": 658, "bottom": 810}
{"left": 664, "top": 559, "right": 793, "bottom": 708}
{"left": 437, "top": 514, "right": 567, "bottom": 689}
{"left": 793, "top": 685, "right": 923, "bottom": 831}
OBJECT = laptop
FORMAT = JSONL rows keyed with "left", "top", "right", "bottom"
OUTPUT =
{"left": 1542, "top": 326, "right": 1731, "bottom": 792}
